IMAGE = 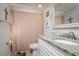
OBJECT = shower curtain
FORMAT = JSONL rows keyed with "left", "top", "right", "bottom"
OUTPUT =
{"left": 11, "top": 11, "right": 43, "bottom": 52}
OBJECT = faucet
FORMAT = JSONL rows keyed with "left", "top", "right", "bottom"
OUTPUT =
{"left": 68, "top": 32, "right": 76, "bottom": 40}
{"left": 58, "top": 32, "right": 77, "bottom": 40}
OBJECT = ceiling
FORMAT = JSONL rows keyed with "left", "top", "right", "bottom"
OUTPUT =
{"left": 17, "top": 3, "right": 57, "bottom": 9}
{"left": 55, "top": 3, "right": 79, "bottom": 12}
{"left": 10, "top": 3, "right": 79, "bottom": 14}
{"left": 10, "top": 3, "right": 57, "bottom": 12}
{"left": 19, "top": 3, "right": 49, "bottom": 9}
{"left": 10, "top": 3, "right": 49, "bottom": 12}
{"left": 10, "top": 3, "right": 79, "bottom": 11}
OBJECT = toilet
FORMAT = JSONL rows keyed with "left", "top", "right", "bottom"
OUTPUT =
{"left": 29, "top": 43, "right": 38, "bottom": 56}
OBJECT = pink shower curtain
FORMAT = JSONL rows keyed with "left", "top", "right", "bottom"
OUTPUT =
{"left": 11, "top": 11, "right": 43, "bottom": 52}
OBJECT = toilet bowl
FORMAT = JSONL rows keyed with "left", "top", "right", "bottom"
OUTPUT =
{"left": 29, "top": 43, "right": 38, "bottom": 56}
{"left": 29, "top": 43, "right": 38, "bottom": 50}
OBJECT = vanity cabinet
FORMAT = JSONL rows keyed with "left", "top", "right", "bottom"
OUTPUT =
{"left": 37, "top": 38, "right": 68, "bottom": 56}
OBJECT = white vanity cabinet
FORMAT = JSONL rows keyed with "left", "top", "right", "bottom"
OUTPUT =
{"left": 37, "top": 38, "right": 68, "bottom": 56}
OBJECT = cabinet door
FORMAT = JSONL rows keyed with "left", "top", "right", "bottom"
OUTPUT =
{"left": 38, "top": 38, "right": 64, "bottom": 56}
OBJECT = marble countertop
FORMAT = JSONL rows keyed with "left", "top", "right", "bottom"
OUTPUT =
{"left": 38, "top": 35, "right": 79, "bottom": 56}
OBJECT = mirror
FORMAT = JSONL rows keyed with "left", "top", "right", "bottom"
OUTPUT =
{"left": 55, "top": 3, "right": 79, "bottom": 25}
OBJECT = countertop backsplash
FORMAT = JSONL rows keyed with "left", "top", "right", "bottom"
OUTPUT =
{"left": 51, "top": 31, "right": 79, "bottom": 43}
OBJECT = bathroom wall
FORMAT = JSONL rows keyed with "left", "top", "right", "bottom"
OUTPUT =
{"left": 0, "top": 3, "right": 13, "bottom": 55}
{"left": 50, "top": 5, "right": 79, "bottom": 40}
{"left": 63, "top": 5, "right": 79, "bottom": 24}
{"left": 52, "top": 6, "right": 79, "bottom": 38}
{"left": 0, "top": 4, "right": 13, "bottom": 24}
{"left": 42, "top": 4, "right": 79, "bottom": 40}
{"left": 43, "top": 4, "right": 55, "bottom": 36}
{"left": 53, "top": 28, "right": 79, "bottom": 39}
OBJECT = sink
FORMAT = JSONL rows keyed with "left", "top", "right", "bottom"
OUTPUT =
{"left": 52, "top": 40, "right": 79, "bottom": 46}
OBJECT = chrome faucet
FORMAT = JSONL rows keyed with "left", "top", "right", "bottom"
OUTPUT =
{"left": 68, "top": 32, "right": 76, "bottom": 40}
{"left": 59, "top": 32, "right": 77, "bottom": 40}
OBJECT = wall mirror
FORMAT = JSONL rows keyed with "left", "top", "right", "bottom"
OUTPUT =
{"left": 55, "top": 3, "right": 79, "bottom": 25}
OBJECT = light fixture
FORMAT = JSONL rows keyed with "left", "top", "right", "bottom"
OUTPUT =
{"left": 38, "top": 5, "right": 42, "bottom": 8}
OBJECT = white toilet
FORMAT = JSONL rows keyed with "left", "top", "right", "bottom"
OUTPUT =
{"left": 29, "top": 43, "right": 38, "bottom": 56}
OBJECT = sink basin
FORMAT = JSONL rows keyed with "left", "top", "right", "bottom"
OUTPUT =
{"left": 52, "top": 40, "right": 79, "bottom": 46}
